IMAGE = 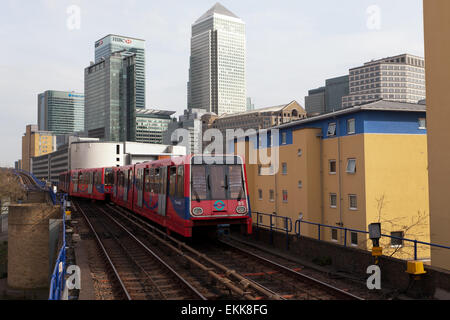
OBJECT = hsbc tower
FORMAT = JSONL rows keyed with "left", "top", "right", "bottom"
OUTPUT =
{"left": 95, "top": 34, "right": 146, "bottom": 109}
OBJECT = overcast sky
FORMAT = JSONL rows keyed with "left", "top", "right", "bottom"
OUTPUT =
{"left": 0, "top": 0, "right": 424, "bottom": 167}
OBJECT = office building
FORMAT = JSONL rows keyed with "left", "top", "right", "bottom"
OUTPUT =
{"left": 424, "top": 1, "right": 450, "bottom": 270}
{"left": 188, "top": 3, "right": 246, "bottom": 115}
{"left": 235, "top": 100, "right": 430, "bottom": 261}
{"left": 136, "top": 109, "right": 175, "bottom": 144}
{"left": 247, "top": 97, "right": 255, "bottom": 111}
{"left": 32, "top": 139, "right": 185, "bottom": 185}
{"left": 208, "top": 100, "right": 306, "bottom": 133}
{"left": 163, "top": 109, "right": 209, "bottom": 154}
{"left": 84, "top": 52, "right": 137, "bottom": 142}
{"left": 342, "top": 54, "right": 426, "bottom": 108}
{"left": 38, "top": 90, "right": 84, "bottom": 134}
{"left": 305, "top": 76, "right": 349, "bottom": 116}
{"left": 21, "top": 125, "right": 56, "bottom": 172}
{"left": 95, "top": 35, "right": 146, "bottom": 109}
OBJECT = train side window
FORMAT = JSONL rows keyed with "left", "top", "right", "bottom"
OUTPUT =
{"left": 154, "top": 168, "right": 161, "bottom": 193}
{"left": 169, "top": 167, "right": 177, "bottom": 196}
{"left": 176, "top": 166, "right": 184, "bottom": 198}
{"left": 144, "top": 168, "right": 150, "bottom": 192}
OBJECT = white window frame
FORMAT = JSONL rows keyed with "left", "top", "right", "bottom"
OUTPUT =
{"left": 347, "top": 118, "right": 356, "bottom": 135}
{"left": 349, "top": 194, "right": 358, "bottom": 210}
{"left": 330, "top": 193, "right": 337, "bottom": 208}
{"left": 350, "top": 232, "right": 358, "bottom": 246}
{"left": 269, "top": 190, "right": 275, "bottom": 202}
{"left": 418, "top": 118, "right": 426, "bottom": 130}
{"left": 282, "top": 132, "right": 287, "bottom": 145}
{"left": 329, "top": 160, "right": 337, "bottom": 175}
{"left": 346, "top": 159, "right": 356, "bottom": 174}
{"left": 282, "top": 190, "right": 288, "bottom": 203}
{"left": 390, "top": 231, "right": 405, "bottom": 248}
{"left": 327, "top": 123, "right": 337, "bottom": 137}
{"left": 298, "top": 149, "right": 303, "bottom": 157}
{"left": 331, "top": 229, "right": 338, "bottom": 242}
{"left": 298, "top": 181, "right": 303, "bottom": 189}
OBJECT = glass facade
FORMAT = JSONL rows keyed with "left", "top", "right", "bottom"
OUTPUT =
{"left": 95, "top": 35, "right": 146, "bottom": 109}
{"left": 188, "top": 3, "right": 246, "bottom": 116}
{"left": 135, "top": 109, "right": 174, "bottom": 144}
{"left": 84, "top": 52, "right": 136, "bottom": 142}
{"left": 38, "top": 90, "right": 84, "bottom": 134}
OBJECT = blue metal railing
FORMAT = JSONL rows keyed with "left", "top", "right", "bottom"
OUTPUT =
{"left": 49, "top": 194, "right": 67, "bottom": 300}
{"left": 254, "top": 212, "right": 450, "bottom": 261}
{"left": 13, "top": 169, "right": 56, "bottom": 205}
{"left": 255, "top": 212, "right": 293, "bottom": 249}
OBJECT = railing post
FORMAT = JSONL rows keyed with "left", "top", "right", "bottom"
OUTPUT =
{"left": 285, "top": 217, "right": 289, "bottom": 250}
{"left": 344, "top": 228, "right": 347, "bottom": 247}
{"left": 318, "top": 224, "right": 321, "bottom": 241}
{"left": 414, "top": 240, "right": 418, "bottom": 261}
{"left": 270, "top": 214, "right": 273, "bottom": 245}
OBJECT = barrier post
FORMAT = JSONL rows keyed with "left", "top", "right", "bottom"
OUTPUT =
{"left": 285, "top": 217, "right": 289, "bottom": 250}
{"left": 270, "top": 214, "right": 273, "bottom": 245}
{"left": 318, "top": 225, "right": 321, "bottom": 241}
{"left": 414, "top": 240, "right": 418, "bottom": 261}
{"left": 344, "top": 228, "right": 347, "bottom": 247}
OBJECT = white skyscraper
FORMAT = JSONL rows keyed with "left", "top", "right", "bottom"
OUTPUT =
{"left": 188, "top": 3, "right": 246, "bottom": 116}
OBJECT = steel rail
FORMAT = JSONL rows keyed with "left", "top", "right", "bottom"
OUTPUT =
{"left": 96, "top": 206, "right": 207, "bottom": 300}
{"left": 106, "top": 203, "right": 281, "bottom": 300}
{"left": 221, "top": 237, "right": 364, "bottom": 300}
{"left": 74, "top": 201, "right": 132, "bottom": 300}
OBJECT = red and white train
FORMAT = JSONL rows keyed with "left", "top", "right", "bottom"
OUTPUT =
{"left": 59, "top": 155, "right": 252, "bottom": 237}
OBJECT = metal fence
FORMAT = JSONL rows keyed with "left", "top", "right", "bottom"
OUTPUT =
{"left": 48, "top": 194, "right": 67, "bottom": 300}
{"left": 254, "top": 212, "right": 450, "bottom": 261}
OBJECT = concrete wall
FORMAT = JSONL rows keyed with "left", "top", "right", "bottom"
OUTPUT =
{"left": 7, "top": 203, "right": 59, "bottom": 289}
{"left": 423, "top": 0, "right": 450, "bottom": 270}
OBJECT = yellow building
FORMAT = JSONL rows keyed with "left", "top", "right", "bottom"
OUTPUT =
{"left": 21, "top": 125, "right": 55, "bottom": 172}
{"left": 236, "top": 100, "right": 430, "bottom": 261}
{"left": 424, "top": 0, "right": 450, "bottom": 270}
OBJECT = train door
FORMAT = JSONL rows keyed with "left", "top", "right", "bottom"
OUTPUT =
{"left": 137, "top": 168, "right": 144, "bottom": 208}
{"left": 73, "top": 171, "right": 78, "bottom": 193}
{"left": 123, "top": 169, "right": 129, "bottom": 202}
{"left": 158, "top": 166, "right": 168, "bottom": 216}
{"left": 88, "top": 171, "right": 93, "bottom": 195}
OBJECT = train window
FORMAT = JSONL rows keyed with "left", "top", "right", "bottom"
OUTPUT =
{"left": 209, "top": 166, "right": 227, "bottom": 200}
{"left": 176, "top": 166, "right": 184, "bottom": 198}
{"left": 105, "top": 168, "right": 114, "bottom": 186}
{"left": 154, "top": 168, "right": 161, "bottom": 193}
{"left": 169, "top": 167, "right": 177, "bottom": 196}
{"left": 191, "top": 166, "right": 207, "bottom": 201}
{"left": 144, "top": 168, "right": 151, "bottom": 192}
{"left": 228, "top": 165, "right": 244, "bottom": 200}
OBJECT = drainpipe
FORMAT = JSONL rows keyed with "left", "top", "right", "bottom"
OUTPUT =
{"left": 337, "top": 117, "right": 344, "bottom": 243}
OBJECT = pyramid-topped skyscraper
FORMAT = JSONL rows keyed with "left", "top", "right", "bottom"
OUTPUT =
{"left": 187, "top": 3, "right": 246, "bottom": 115}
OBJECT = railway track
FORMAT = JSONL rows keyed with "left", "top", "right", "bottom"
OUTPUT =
{"left": 80, "top": 200, "right": 363, "bottom": 300}
{"left": 196, "top": 239, "right": 364, "bottom": 300}
{"left": 74, "top": 200, "right": 206, "bottom": 300}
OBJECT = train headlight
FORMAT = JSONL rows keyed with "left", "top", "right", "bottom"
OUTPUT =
{"left": 192, "top": 207, "right": 204, "bottom": 216}
{"left": 236, "top": 206, "right": 247, "bottom": 214}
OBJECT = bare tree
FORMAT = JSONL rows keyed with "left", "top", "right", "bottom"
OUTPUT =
{"left": 367, "top": 194, "right": 430, "bottom": 260}
{"left": 0, "top": 169, "right": 25, "bottom": 204}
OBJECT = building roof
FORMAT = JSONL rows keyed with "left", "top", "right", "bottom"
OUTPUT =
{"left": 196, "top": 2, "right": 239, "bottom": 23}
{"left": 275, "top": 100, "right": 426, "bottom": 130}
{"left": 136, "top": 109, "right": 176, "bottom": 117}
{"left": 96, "top": 34, "right": 146, "bottom": 42}
{"left": 217, "top": 101, "right": 301, "bottom": 119}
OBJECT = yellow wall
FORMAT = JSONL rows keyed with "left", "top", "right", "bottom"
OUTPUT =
{"left": 240, "top": 128, "right": 430, "bottom": 261}
{"left": 21, "top": 126, "right": 54, "bottom": 172}
{"left": 423, "top": 0, "right": 450, "bottom": 270}
{"left": 364, "top": 134, "right": 430, "bottom": 260}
